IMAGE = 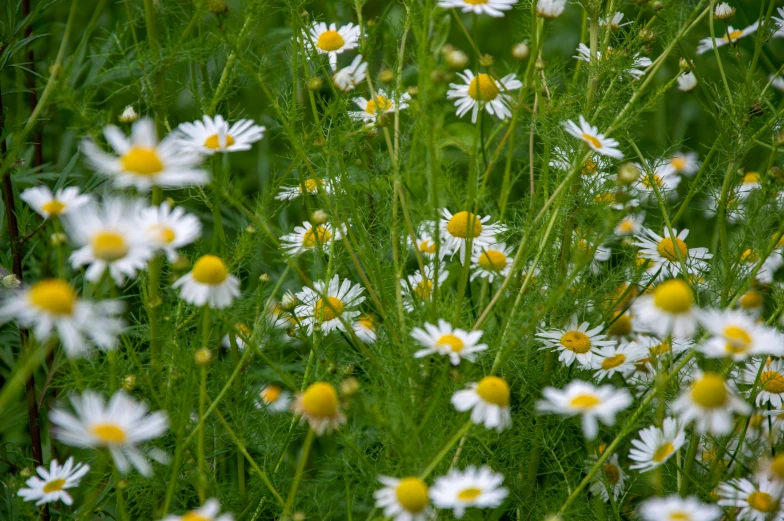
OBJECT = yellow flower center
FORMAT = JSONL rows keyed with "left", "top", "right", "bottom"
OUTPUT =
{"left": 723, "top": 29, "right": 745, "bottom": 42}
{"left": 747, "top": 491, "right": 777, "bottom": 513}
{"left": 419, "top": 239, "right": 436, "bottom": 254}
{"left": 358, "top": 316, "right": 375, "bottom": 330}
{"left": 42, "top": 479, "right": 66, "bottom": 493}
{"left": 603, "top": 463, "right": 620, "bottom": 484}
{"left": 559, "top": 331, "right": 592, "bottom": 354}
{"left": 91, "top": 423, "right": 127, "bottom": 444}
{"left": 582, "top": 158, "right": 598, "bottom": 176}
{"left": 569, "top": 393, "right": 601, "bottom": 409}
{"left": 42, "top": 200, "right": 66, "bottom": 215}
{"left": 650, "top": 341, "right": 671, "bottom": 357}
{"left": 120, "top": 146, "right": 164, "bottom": 176}
{"left": 478, "top": 250, "right": 507, "bottom": 272}
{"left": 468, "top": 74, "right": 499, "bottom": 101}
{"left": 302, "top": 225, "right": 332, "bottom": 248}
{"left": 436, "top": 334, "right": 465, "bottom": 353}
{"left": 149, "top": 224, "right": 176, "bottom": 244}
{"left": 316, "top": 30, "right": 345, "bottom": 51}
{"left": 607, "top": 312, "right": 632, "bottom": 337}
{"left": 395, "top": 477, "right": 429, "bottom": 513}
{"left": 741, "top": 248, "right": 759, "bottom": 263}
{"left": 301, "top": 382, "right": 339, "bottom": 418}
{"left": 642, "top": 174, "right": 663, "bottom": 189}
{"left": 594, "top": 192, "right": 615, "bottom": 204}
{"left": 302, "top": 178, "right": 323, "bottom": 193}
{"left": 28, "top": 279, "right": 77, "bottom": 316}
{"left": 446, "top": 211, "right": 483, "bottom": 239}
{"left": 652, "top": 279, "right": 693, "bottom": 314}
{"left": 723, "top": 325, "right": 751, "bottom": 354}
{"left": 457, "top": 487, "right": 483, "bottom": 501}
{"left": 744, "top": 172, "right": 761, "bottom": 184}
{"left": 581, "top": 133, "right": 603, "bottom": 149}
{"left": 182, "top": 512, "right": 210, "bottom": 521}
{"left": 671, "top": 157, "right": 686, "bottom": 170}
{"left": 761, "top": 371, "right": 784, "bottom": 394}
{"left": 601, "top": 354, "right": 627, "bottom": 370}
{"left": 262, "top": 385, "right": 283, "bottom": 404}
{"left": 92, "top": 231, "right": 129, "bottom": 261}
{"left": 365, "top": 96, "right": 393, "bottom": 115}
{"left": 669, "top": 512, "right": 691, "bottom": 520}
{"left": 476, "top": 376, "right": 510, "bottom": 406}
{"left": 315, "top": 296, "right": 344, "bottom": 321}
{"left": 192, "top": 255, "right": 228, "bottom": 285}
{"left": 652, "top": 442, "right": 675, "bottom": 463}
{"left": 656, "top": 237, "right": 688, "bottom": 263}
{"left": 771, "top": 454, "right": 784, "bottom": 480}
{"left": 414, "top": 280, "right": 433, "bottom": 300}
{"left": 204, "top": 133, "right": 236, "bottom": 150}
{"left": 690, "top": 373, "right": 728, "bottom": 408}
{"left": 617, "top": 218, "right": 636, "bottom": 234}
{"left": 740, "top": 290, "right": 764, "bottom": 309}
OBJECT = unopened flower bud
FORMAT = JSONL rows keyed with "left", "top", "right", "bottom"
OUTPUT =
{"left": 51, "top": 232, "right": 67, "bottom": 246}
{"left": 259, "top": 273, "right": 271, "bottom": 284}
{"left": 407, "top": 86, "right": 419, "bottom": 97}
{"left": 340, "top": 376, "right": 360, "bottom": 397}
{"left": 430, "top": 70, "right": 447, "bottom": 84}
{"left": 20, "top": 467, "right": 32, "bottom": 478}
{"left": 118, "top": 105, "right": 138, "bottom": 123}
{"left": 678, "top": 57, "right": 691, "bottom": 73}
{"left": 446, "top": 49, "right": 469, "bottom": 70}
{"left": 478, "top": 54, "right": 494, "bottom": 67}
{"left": 638, "top": 28, "right": 655, "bottom": 43}
{"left": 378, "top": 70, "right": 394, "bottom": 83}
{"left": 245, "top": 224, "right": 256, "bottom": 233}
{"left": 775, "top": 129, "right": 784, "bottom": 147}
{"left": 172, "top": 255, "right": 190, "bottom": 271}
{"left": 292, "top": 513, "right": 306, "bottom": 521}
{"left": 441, "top": 43, "right": 456, "bottom": 56}
{"left": 376, "top": 112, "right": 391, "bottom": 127}
{"left": 122, "top": 374, "right": 137, "bottom": 391}
{"left": 307, "top": 76, "right": 323, "bottom": 91}
{"left": 313, "top": 135, "right": 326, "bottom": 147}
{"left": 651, "top": 1, "right": 663, "bottom": 11}
{"left": 617, "top": 163, "right": 641, "bottom": 186}
{"left": 194, "top": 348, "right": 212, "bottom": 366}
{"left": 207, "top": 0, "right": 229, "bottom": 14}
{"left": 311, "top": 209, "right": 328, "bottom": 225}
{"left": 281, "top": 291, "right": 298, "bottom": 311}
{"left": 535, "top": 57, "right": 546, "bottom": 70}
{"left": 2, "top": 274, "right": 20, "bottom": 289}
{"left": 714, "top": 2, "right": 735, "bottom": 20}
{"left": 512, "top": 41, "right": 530, "bottom": 60}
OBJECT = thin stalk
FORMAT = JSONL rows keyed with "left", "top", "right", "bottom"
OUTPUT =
{"left": 282, "top": 428, "right": 316, "bottom": 518}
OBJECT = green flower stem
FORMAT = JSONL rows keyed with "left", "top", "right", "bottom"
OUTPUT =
{"left": 420, "top": 420, "right": 473, "bottom": 479}
{"left": 282, "top": 428, "right": 316, "bottom": 518}
{"left": 585, "top": 11, "right": 600, "bottom": 110}
{"left": 197, "top": 305, "right": 211, "bottom": 503}
{"left": 148, "top": 186, "right": 163, "bottom": 383}
{"left": 0, "top": 337, "right": 56, "bottom": 414}
{"left": 679, "top": 428, "right": 701, "bottom": 496}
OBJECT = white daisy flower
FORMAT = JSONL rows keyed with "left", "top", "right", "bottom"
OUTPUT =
{"left": 600, "top": 12, "right": 631, "bottom": 30}
{"left": 628, "top": 417, "right": 686, "bottom": 472}
{"left": 352, "top": 314, "right": 377, "bottom": 343}
{"left": 714, "top": 2, "right": 735, "bottom": 20}
{"left": 350, "top": 89, "right": 411, "bottom": 124}
{"left": 451, "top": 376, "right": 511, "bottom": 432}
{"left": 172, "top": 254, "right": 241, "bottom": 309}
{"left": 306, "top": 22, "right": 360, "bottom": 70}
{"left": 677, "top": 71, "right": 698, "bottom": 92}
{"left": 281, "top": 221, "right": 343, "bottom": 256}
{"left": 402, "top": 262, "right": 449, "bottom": 311}
{"left": 20, "top": 186, "right": 91, "bottom": 219}
{"left": 333, "top": 54, "right": 368, "bottom": 92}
{"left": 639, "top": 495, "right": 722, "bottom": 521}
{"left": 439, "top": 209, "right": 504, "bottom": 264}
{"left": 743, "top": 359, "right": 784, "bottom": 408}
{"left": 294, "top": 274, "right": 365, "bottom": 336}
{"left": 673, "top": 370, "right": 751, "bottom": 435}
{"left": 470, "top": 242, "right": 513, "bottom": 283}
{"left": 536, "top": 0, "right": 565, "bottom": 18}
{"left": 0, "top": 279, "right": 125, "bottom": 358}
{"left": 738, "top": 171, "right": 762, "bottom": 199}
{"left": 536, "top": 317, "right": 614, "bottom": 369}
{"left": 574, "top": 43, "right": 652, "bottom": 80}
{"left": 718, "top": 477, "right": 784, "bottom": 521}
{"left": 562, "top": 115, "right": 623, "bottom": 159}
{"left": 292, "top": 381, "right": 345, "bottom": 435}
{"left": 275, "top": 177, "right": 334, "bottom": 201}
{"left": 50, "top": 390, "right": 169, "bottom": 476}
{"left": 64, "top": 198, "right": 155, "bottom": 285}
{"left": 588, "top": 453, "right": 626, "bottom": 502}
{"left": 614, "top": 213, "right": 645, "bottom": 237}
{"left": 758, "top": 251, "right": 783, "bottom": 285}
{"left": 138, "top": 202, "right": 202, "bottom": 263}
{"left": 118, "top": 105, "right": 138, "bottom": 123}
{"left": 80, "top": 117, "right": 208, "bottom": 191}
{"left": 632, "top": 165, "right": 682, "bottom": 201}
{"left": 592, "top": 341, "right": 648, "bottom": 381}
{"left": 17, "top": 457, "right": 90, "bottom": 506}
{"left": 429, "top": 466, "right": 508, "bottom": 519}
{"left": 174, "top": 115, "right": 265, "bottom": 155}
{"left": 699, "top": 309, "right": 783, "bottom": 360}
{"left": 697, "top": 21, "right": 760, "bottom": 55}
{"left": 161, "top": 498, "right": 234, "bottom": 521}
{"left": 373, "top": 476, "right": 432, "bottom": 521}
{"left": 632, "top": 279, "right": 698, "bottom": 339}
{"left": 664, "top": 151, "right": 700, "bottom": 176}
{"left": 221, "top": 322, "right": 252, "bottom": 351}
{"left": 737, "top": 289, "right": 765, "bottom": 317}
{"left": 411, "top": 319, "right": 488, "bottom": 366}
{"left": 437, "top": 0, "right": 516, "bottom": 17}
{"left": 255, "top": 385, "right": 292, "bottom": 413}
{"left": 536, "top": 380, "right": 632, "bottom": 440}
{"left": 446, "top": 71, "right": 521, "bottom": 124}
{"left": 633, "top": 227, "right": 712, "bottom": 280}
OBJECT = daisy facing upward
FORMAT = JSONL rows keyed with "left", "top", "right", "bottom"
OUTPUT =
{"left": 437, "top": 0, "right": 516, "bottom": 17}
{"left": 20, "top": 185, "right": 91, "bottom": 220}
{"left": 173, "top": 254, "right": 241, "bottom": 309}
{"left": 350, "top": 89, "right": 411, "bottom": 124}
{"left": 439, "top": 209, "right": 505, "bottom": 264}
{"left": 307, "top": 22, "right": 360, "bottom": 70}
{"left": 17, "top": 457, "right": 90, "bottom": 506}
{"left": 294, "top": 274, "right": 365, "bottom": 336}
{"left": 447, "top": 71, "right": 521, "bottom": 123}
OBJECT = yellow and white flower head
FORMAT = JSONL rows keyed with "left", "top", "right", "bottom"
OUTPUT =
{"left": 437, "top": 0, "right": 516, "bottom": 17}
{"left": 743, "top": 359, "right": 784, "bottom": 408}
{"left": 411, "top": 319, "right": 488, "bottom": 366}
{"left": 737, "top": 289, "right": 765, "bottom": 317}
{"left": 275, "top": 177, "right": 334, "bottom": 201}
{"left": 550, "top": 147, "right": 611, "bottom": 178}
{"left": 80, "top": 118, "right": 208, "bottom": 191}
{"left": 0, "top": 279, "right": 125, "bottom": 358}
{"left": 601, "top": 11, "right": 631, "bottom": 29}
{"left": 571, "top": 234, "right": 611, "bottom": 275}
{"left": 759, "top": 454, "right": 784, "bottom": 484}
{"left": 536, "top": 317, "right": 615, "bottom": 369}
{"left": 536, "top": 0, "right": 566, "bottom": 19}
{"left": 429, "top": 466, "right": 509, "bottom": 519}
{"left": 628, "top": 417, "right": 685, "bottom": 472}
{"left": 536, "top": 380, "right": 632, "bottom": 440}
{"left": 470, "top": 242, "right": 513, "bottom": 283}
{"left": 664, "top": 151, "right": 700, "bottom": 177}
{"left": 738, "top": 171, "right": 762, "bottom": 199}
{"left": 563, "top": 115, "right": 624, "bottom": 159}
{"left": 451, "top": 376, "right": 511, "bottom": 431}
{"left": 402, "top": 262, "right": 448, "bottom": 311}
{"left": 161, "top": 498, "right": 234, "bottom": 521}
{"left": 172, "top": 254, "right": 241, "bottom": 309}
{"left": 698, "top": 309, "right": 783, "bottom": 361}
{"left": 292, "top": 381, "right": 346, "bottom": 435}
{"left": 717, "top": 477, "right": 784, "bottom": 521}
{"left": 639, "top": 495, "right": 722, "bottom": 521}
{"left": 633, "top": 227, "right": 712, "bottom": 280}
{"left": 139, "top": 202, "right": 202, "bottom": 263}
{"left": 614, "top": 213, "right": 645, "bottom": 237}
{"left": 65, "top": 198, "right": 155, "bottom": 285}
{"left": 307, "top": 22, "right": 360, "bottom": 70}
{"left": 50, "top": 390, "right": 169, "bottom": 476}
{"left": 175, "top": 115, "right": 265, "bottom": 155}
{"left": 591, "top": 341, "right": 648, "bottom": 381}
{"left": 632, "top": 279, "right": 698, "bottom": 339}
{"left": 673, "top": 371, "right": 751, "bottom": 435}
{"left": 20, "top": 186, "right": 91, "bottom": 219}
{"left": 588, "top": 453, "right": 625, "bottom": 502}
{"left": 281, "top": 221, "right": 343, "bottom": 256}
{"left": 678, "top": 71, "right": 698, "bottom": 92}
{"left": 255, "top": 385, "right": 292, "bottom": 413}
{"left": 221, "top": 322, "right": 252, "bottom": 351}
{"left": 697, "top": 21, "right": 760, "bottom": 55}
{"left": 295, "top": 274, "right": 365, "bottom": 336}
{"left": 439, "top": 209, "right": 505, "bottom": 264}
{"left": 574, "top": 44, "right": 652, "bottom": 80}
{"left": 632, "top": 165, "right": 682, "bottom": 201}
{"left": 446, "top": 71, "right": 521, "bottom": 123}
{"left": 373, "top": 476, "right": 432, "bottom": 521}
{"left": 350, "top": 89, "right": 411, "bottom": 124}
{"left": 17, "top": 457, "right": 90, "bottom": 506}
{"left": 352, "top": 314, "right": 377, "bottom": 343}
{"left": 333, "top": 54, "right": 367, "bottom": 92}
{"left": 703, "top": 191, "right": 745, "bottom": 224}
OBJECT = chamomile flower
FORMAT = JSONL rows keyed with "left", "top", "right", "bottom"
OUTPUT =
{"left": 446, "top": 71, "right": 521, "bottom": 123}
{"left": 563, "top": 115, "right": 624, "bottom": 159}
{"left": 411, "top": 319, "right": 488, "bottom": 365}
{"left": 697, "top": 21, "right": 760, "bottom": 54}
{"left": 374, "top": 476, "right": 432, "bottom": 521}
{"left": 600, "top": 12, "right": 631, "bottom": 30}
{"left": 17, "top": 457, "right": 90, "bottom": 506}
{"left": 743, "top": 359, "right": 784, "bottom": 407}
{"left": 81, "top": 118, "right": 208, "bottom": 191}
{"left": 138, "top": 202, "right": 202, "bottom": 262}
{"left": 20, "top": 186, "right": 91, "bottom": 219}
{"left": 429, "top": 466, "right": 508, "bottom": 519}
{"left": 738, "top": 289, "right": 765, "bottom": 317}
{"left": 758, "top": 251, "right": 783, "bottom": 285}
{"left": 402, "top": 262, "right": 448, "bottom": 311}
{"left": 470, "top": 243, "right": 513, "bottom": 282}
{"left": 161, "top": 498, "right": 234, "bottom": 521}
{"left": 632, "top": 279, "right": 698, "bottom": 339}
{"left": 0, "top": 279, "right": 125, "bottom": 358}
{"left": 175, "top": 115, "right": 265, "bottom": 154}
{"left": 275, "top": 177, "right": 334, "bottom": 200}
{"left": 451, "top": 376, "right": 511, "bottom": 432}
{"left": 353, "top": 314, "right": 377, "bottom": 343}
{"left": 537, "top": 380, "right": 632, "bottom": 440}
{"left": 588, "top": 453, "right": 626, "bottom": 502}
{"left": 633, "top": 227, "right": 712, "bottom": 280}
{"left": 738, "top": 171, "right": 762, "bottom": 199}
{"left": 172, "top": 254, "right": 241, "bottom": 309}
{"left": 677, "top": 71, "right": 698, "bottom": 92}
{"left": 294, "top": 274, "right": 365, "bottom": 336}
{"left": 632, "top": 166, "right": 682, "bottom": 201}
{"left": 536, "top": 0, "right": 566, "bottom": 19}
{"left": 292, "top": 381, "right": 345, "bottom": 435}
{"left": 306, "top": 22, "right": 360, "bottom": 70}
{"left": 718, "top": 477, "right": 784, "bottom": 521}
{"left": 333, "top": 54, "right": 367, "bottom": 92}
{"left": 628, "top": 418, "right": 686, "bottom": 472}
{"left": 614, "top": 213, "right": 646, "bottom": 237}
{"left": 592, "top": 341, "right": 648, "bottom": 380}
{"left": 665, "top": 151, "right": 701, "bottom": 176}
{"left": 50, "top": 390, "right": 169, "bottom": 476}
{"left": 536, "top": 317, "right": 614, "bottom": 369}
{"left": 437, "top": 0, "right": 516, "bottom": 17}
{"left": 256, "top": 385, "right": 292, "bottom": 413}
{"left": 350, "top": 89, "right": 411, "bottom": 124}
{"left": 221, "top": 322, "right": 252, "bottom": 351}
{"left": 698, "top": 309, "right": 783, "bottom": 360}
{"left": 639, "top": 495, "right": 722, "bottom": 521}
{"left": 673, "top": 371, "right": 751, "bottom": 435}
{"left": 281, "top": 221, "right": 343, "bottom": 256}
{"left": 439, "top": 209, "right": 504, "bottom": 264}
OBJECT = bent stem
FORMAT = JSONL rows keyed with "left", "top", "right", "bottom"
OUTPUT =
{"left": 283, "top": 427, "right": 316, "bottom": 518}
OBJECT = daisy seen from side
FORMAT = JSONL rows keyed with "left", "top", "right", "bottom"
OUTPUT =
{"left": 20, "top": 186, "right": 90, "bottom": 219}
{"left": 632, "top": 279, "right": 698, "bottom": 339}
{"left": 373, "top": 476, "right": 432, "bottom": 521}
{"left": 672, "top": 371, "right": 751, "bottom": 435}
{"left": 446, "top": 71, "right": 521, "bottom": 123}
{"left": 172, "top": 254, "right": 241, "bottom": 309}
{"left": 175, "top": 115, "right": 265, "bottom": 155}
{"left": 628, "top": 417, "right": 686, "bottom": 472}
{"left": 429, "top": 466, "right": 508, "bottom": 519}
{"left": 411, "top": 319, "right": 488, "bottom": 366}
{"left": 439, "top": 209, "right": 504, "bottom": 264}
{"left": 451, "top": 376, "right": 511, "bottom": 431}
{"left": 294, "top": 274, "right": 365, "bottom": 336}
{"left": 563, "top": 115, "right": 623, "bottom": 159}
{"left": 291, "top": 381, "right": 345, "bottom": 435}
{"left": 17, "top": 457, "right": 90, "bottom": 506}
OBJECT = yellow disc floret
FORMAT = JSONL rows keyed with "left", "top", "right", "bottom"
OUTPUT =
{"left": 192, "top": 255, "right": 229, "bottom": 285}
{"left": 301, "top": 382, "right": 339, "bottom": 418}
{"left": 475, "top": 376, "right": 510, "bottom": 406}
{"left": 690, "top": 373, "right": 727, "bottom": 408}
{"left": 28, "top": 279, "right": 77, "bottom": 315}
{"left": 121, "top": 146, "right": 164, "bottom": 176}
{"left": 652, "top": 279, "right": 693, "bottom": 314}
{"left": 447, "top": 211, "right": 483, "bottom": 239}
{"left": 395, "top": 477, "right": 429, "bottom": 513}
{"left": 468, "top": 74, "right": 499, "bottom": 101}
{"left": 560, "top": 331, "right": 592, "bottom": 354}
